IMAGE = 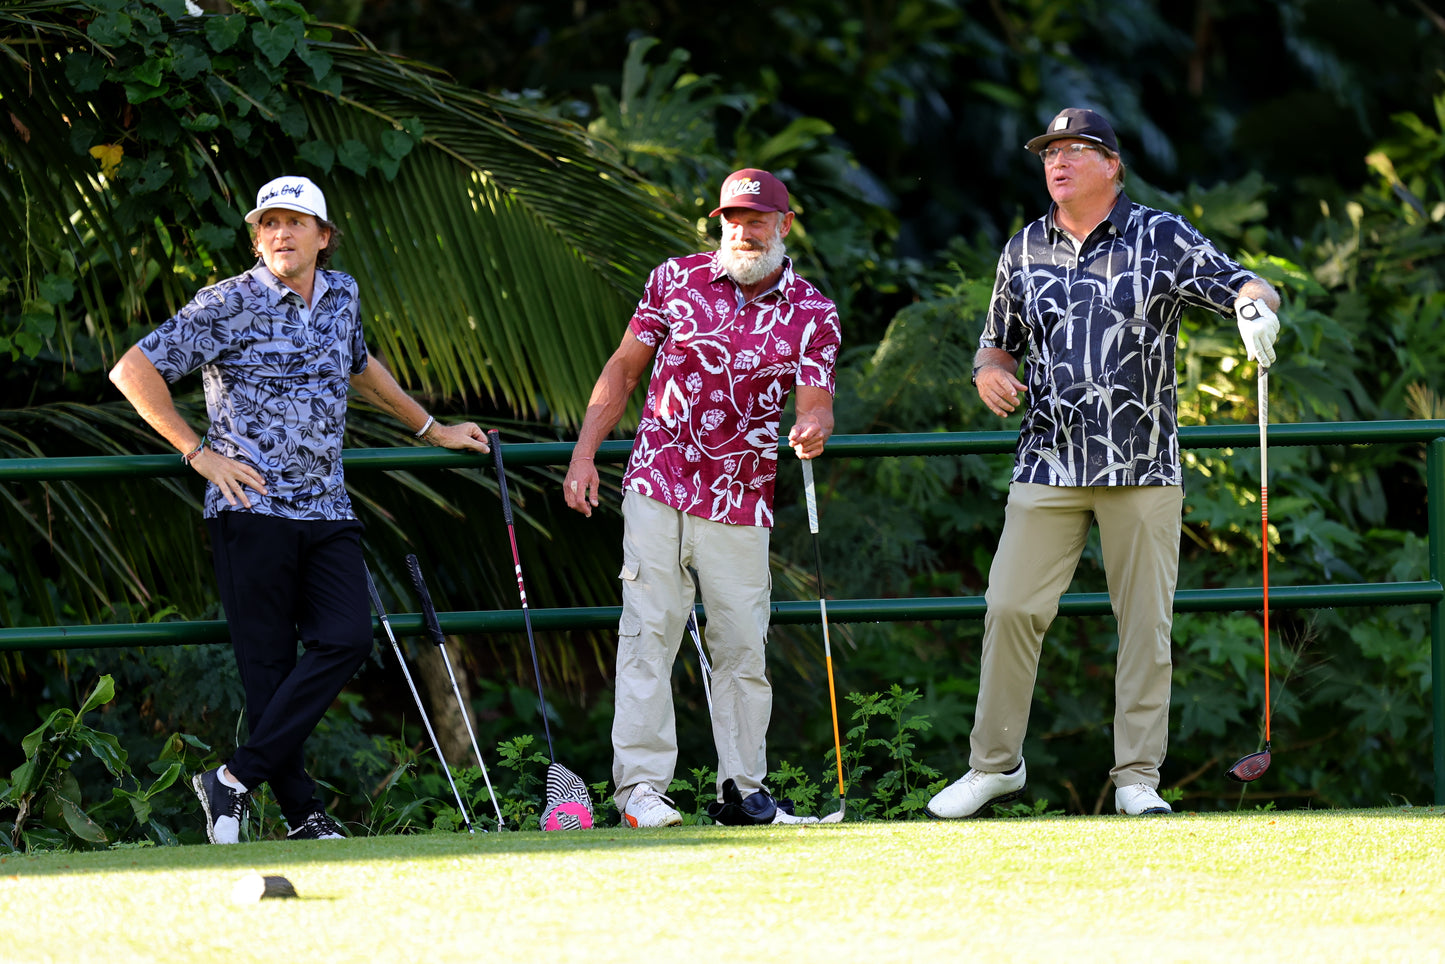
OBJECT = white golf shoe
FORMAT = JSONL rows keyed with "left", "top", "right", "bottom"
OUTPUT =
{"left": 925, "top": 761, "right": 1027, "bottom": 819}
{"left": 622, "top": 783, "right": 683, "bottom": 828}
{"left": 1115, "top": 783, "right": 1172, "bottom": 815}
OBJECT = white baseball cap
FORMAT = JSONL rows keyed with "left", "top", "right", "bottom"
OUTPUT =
{"left": 245, "top": 175, "right": 328, "bottom": 224}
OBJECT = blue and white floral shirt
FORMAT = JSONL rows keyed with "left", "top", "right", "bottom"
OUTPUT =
{"left": 981, "top": 193, "right": 1257, "bottom": 487}
{"left": 140, "top": 262, "right": 368, "bottom": 520}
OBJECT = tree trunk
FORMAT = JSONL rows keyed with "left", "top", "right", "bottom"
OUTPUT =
{"left": 413, "top": 642, "right": 475, "bottom": 768}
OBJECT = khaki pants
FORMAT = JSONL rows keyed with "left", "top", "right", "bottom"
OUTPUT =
{"left": 970, "top": 482, "right": 1183, "bottom": 788}
{"left": 612, "top": 491, "right": 773, "bottom": 808}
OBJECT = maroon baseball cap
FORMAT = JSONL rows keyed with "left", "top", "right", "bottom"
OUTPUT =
{"left": 1024, "top": 108, "right": 1119, "bottom": 155}
{"left": 709, "top": 168, "right": 791, "bottom": 216}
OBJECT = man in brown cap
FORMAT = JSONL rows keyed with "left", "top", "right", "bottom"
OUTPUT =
{"left": 928, "top": 109, "right": 1282, "bottom": 819}
{"left": 563, "top": 168, "right": 841, "bottom": 827}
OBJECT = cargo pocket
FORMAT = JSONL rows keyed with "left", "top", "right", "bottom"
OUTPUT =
{"left": 618, "top": 545, "right": 642, "bottom": 638}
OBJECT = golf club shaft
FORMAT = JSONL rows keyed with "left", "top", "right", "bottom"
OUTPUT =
{"left": 802, "top": 458, "right": 846, "bottom": 802}
{"left": 487, "top": 430, "right": 555, "bottom": 761}
{"left": 686, "top": 609, "right": 714, "bottom": 715}
{"left": 406, "top": 554, "right": 507, "bottom": 830}
{"left": 364, "top": 565, "right": 475, "bottom": 833}
{"left": 1259, "top": 368, "right": 1272, "bottom": 747}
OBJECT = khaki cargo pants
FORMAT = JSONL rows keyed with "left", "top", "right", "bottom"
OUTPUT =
{"left": 612, "top": 491, "right": 773, "bottom": 809}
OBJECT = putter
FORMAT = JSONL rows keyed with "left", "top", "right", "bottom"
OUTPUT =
{"left": 802, "top": 458, "right": 846, "bottom": 823}
{"left": 488, "top": 430, "right": 595, "bottom": 830}
{"left": 1227, "top": 366, "right": 1274, "bottom": 783}
{"left": 686, "top": 607, "right": 714, "bottom": 715}
{"left": 364, "top": 564, "right": 476, "bottom": 833}
{"left": 406, "top": 553, "right": 508, "bottom": 831}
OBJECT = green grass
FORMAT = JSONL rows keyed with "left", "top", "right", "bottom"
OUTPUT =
{"left": 5, "top": 809, "right": 1445, "bottom": 963}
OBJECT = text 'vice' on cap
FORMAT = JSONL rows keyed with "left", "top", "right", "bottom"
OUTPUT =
{"left": 1024, "top": 108, "right": 1119, "bottom": 155}
{"left": 709, "top": 168, "right": 791, "bottom": 217}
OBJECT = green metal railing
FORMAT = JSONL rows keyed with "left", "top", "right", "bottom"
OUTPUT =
{"left": 2, "top": 421, "right": 1444, "bottom": 799}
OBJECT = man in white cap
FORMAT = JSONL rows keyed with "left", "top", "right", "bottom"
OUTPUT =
{"left": 926, "top": 108, "right": 1283, "bottom": 820}
{"left": 109, "top": 175, "right": 490, "bottom": 843}
{"left": 563, "top": 168, "right": 842, "bottom": 827}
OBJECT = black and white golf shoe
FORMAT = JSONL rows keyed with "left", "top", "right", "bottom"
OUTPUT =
{"left": 286, "top": 809, "right": 347, "bottom": 840}
{"left": 192, "top": 766, "right": 249, "bottom": 845}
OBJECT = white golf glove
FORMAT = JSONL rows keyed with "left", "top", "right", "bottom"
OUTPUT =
{"left": 1235, "top": 295, "right": 1280, "bottom": 368}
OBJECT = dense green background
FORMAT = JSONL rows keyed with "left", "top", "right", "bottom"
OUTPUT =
{"left": 3, "top": 1, "right": 1444, "bottom": 847}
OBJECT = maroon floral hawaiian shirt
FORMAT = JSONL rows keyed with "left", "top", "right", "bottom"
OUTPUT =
{"left": 624, "top": 252, "right": 841, "bottom": 527}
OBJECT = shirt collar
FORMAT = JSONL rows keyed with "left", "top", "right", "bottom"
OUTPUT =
{"left": 248, "top": 260, "right": 328, "bottom": 306}
{"left": 709, "top": 253, "right": 795, "bottom": 303}
{"left": 1044, "top": 192, "right": 1133, "bottom": 244}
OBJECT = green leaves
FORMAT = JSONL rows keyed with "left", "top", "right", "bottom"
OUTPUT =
{"left": 4, "top": 675, "right": 123, "bottom": 851}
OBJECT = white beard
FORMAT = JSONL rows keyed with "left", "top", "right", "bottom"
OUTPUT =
{"left": 718, "top": 231, "right": 787, "bottom": 287}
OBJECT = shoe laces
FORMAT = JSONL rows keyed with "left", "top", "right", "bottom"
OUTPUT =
{"left": 221, "top": 782, "right": 247, "bottom": 821}
{"left": 290, "top": 809, "right": 343, "bottom": 838}
{"left": 630, "top": 784, "right": 676, "bottom": 814}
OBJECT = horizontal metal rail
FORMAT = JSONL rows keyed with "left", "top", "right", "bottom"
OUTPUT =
{"left": 3, "top": 420, "right": 1442, "bottom": 480}
{"left": 0, "top": 581, "right": 1440, "bottom": 653}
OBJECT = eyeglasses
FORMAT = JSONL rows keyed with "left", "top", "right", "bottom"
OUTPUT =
{"left": 1038, "top": 143, "right": 1104, "bottom": 165}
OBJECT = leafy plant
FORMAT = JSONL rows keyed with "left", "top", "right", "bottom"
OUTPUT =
{"left": 0, "top": 675, "right": 146, "bottom": 850}
{"left": 993, "top": 798, "right": 1066, "bottom": 819}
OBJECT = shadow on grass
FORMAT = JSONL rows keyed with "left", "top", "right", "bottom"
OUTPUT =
{"left": 0, "top": 821, "right": 865, "bottom": 878}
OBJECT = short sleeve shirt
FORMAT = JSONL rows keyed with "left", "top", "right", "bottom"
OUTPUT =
{"left": 139, "top": 262, "right": 369, "bottom": 519}
{"left": 624, "top": 252, "right": 841, "bottom": 527}
{"left": 980, "top": 194, "right": 1256, "bottom": 486}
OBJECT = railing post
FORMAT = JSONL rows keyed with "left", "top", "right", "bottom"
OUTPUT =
{"left": 1430, "top": 438, "right": 1445, "bottom": 805}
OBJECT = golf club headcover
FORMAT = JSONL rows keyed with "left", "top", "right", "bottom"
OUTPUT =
{"left": 706, "top": 779, "right": 800, "bottom": 826}
{"left": 541, "top": 762, "right": 594, "bottom": 831}
{"left": 1234, "top": 295, "right": 1280, "bottom": 367}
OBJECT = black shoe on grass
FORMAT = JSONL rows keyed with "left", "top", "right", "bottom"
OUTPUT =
{"left": 286, "top": 809, "right": 346, "bottom": 840}
{"left": 192, "top": 767, "right": 249, "bottom": 845}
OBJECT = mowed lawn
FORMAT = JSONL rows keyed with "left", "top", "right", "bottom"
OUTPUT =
{"left": 4, "top": 808, "right": 1444, "bottom": 963}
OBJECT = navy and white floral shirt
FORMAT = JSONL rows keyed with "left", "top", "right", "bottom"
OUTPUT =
{"left": 140, "top": 262, "right": 368, "bottom": 520}
{"left": 981, "top": 193, "right": 1256, "bottom": 487}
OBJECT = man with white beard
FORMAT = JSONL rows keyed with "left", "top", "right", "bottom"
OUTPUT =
{"left": 564, "top": 168, "right": 842, "bottom": 827}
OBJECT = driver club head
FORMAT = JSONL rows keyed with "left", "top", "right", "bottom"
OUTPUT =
{"left": 1226, "top": 749, "right": 1272, "bottom": 783}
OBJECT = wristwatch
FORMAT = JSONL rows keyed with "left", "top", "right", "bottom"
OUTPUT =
{"left": 970, "top": 364, "right": 985, "bottom": 386}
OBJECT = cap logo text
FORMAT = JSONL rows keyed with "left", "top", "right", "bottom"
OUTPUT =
{"left": 729, "top": 178, "right": 764, "bottom": 197}
{"left": 259, "top": 183, "right": 307, "bottom": 205}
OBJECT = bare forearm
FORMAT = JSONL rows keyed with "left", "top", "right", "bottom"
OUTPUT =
{"left": 108, "top": 346, "right": 202, "bottom": 454}
{"left": 350, "top": 353, "right": 490, "bottom": 453}
{"left": 350, "top": 355, "right": 430, "bottom": 435}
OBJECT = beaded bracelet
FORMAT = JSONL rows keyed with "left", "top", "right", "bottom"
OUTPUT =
{"left": 182, "top": 435, "right": 208, "bottom": 464}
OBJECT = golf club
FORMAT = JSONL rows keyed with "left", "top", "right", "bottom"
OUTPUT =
{"left": 487, "top": 430, "right": 595, "bottom": 830}
{"left": 1227, "top": 366, "right": 1274, "bottom": 783}
{"left": 801, "top": 457, "right": 846, "bottom": 823}
{"left": 364, "top": 563, "right": 475, "bottom": 833}
{"left": 405, "top": 553, "right": 508, "bottom": 831}
{"left": 686, "top": 607, "right": 714, "bottom": 714}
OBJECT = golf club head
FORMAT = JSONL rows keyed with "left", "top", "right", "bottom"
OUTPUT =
{"left": 817, "top": 799, "right": 846, "bottom": 824}
{"left": 1226, "top": 749, "right": 1271, "bottom": 783}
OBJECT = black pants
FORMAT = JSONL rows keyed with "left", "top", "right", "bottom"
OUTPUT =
{"left": 206, "top": 513, "right": 372, "bottom": 826}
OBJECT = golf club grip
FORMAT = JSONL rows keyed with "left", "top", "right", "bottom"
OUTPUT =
{"left": 405, "top": 553, "right": 447, "bottom": 646}
{"left": 364, "top": 566, "right": 389, "bottom": 627}
{"left": 487, "top": 430, "right": 516, "bottom": 527}
{"left": 801, "top": 458, "right": 820, "bottom": 534}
